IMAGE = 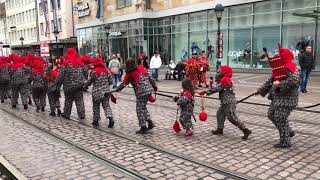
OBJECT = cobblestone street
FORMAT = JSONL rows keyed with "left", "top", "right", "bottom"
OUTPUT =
{"left": 0, "top": 73, "right": 320, "bottom": 179}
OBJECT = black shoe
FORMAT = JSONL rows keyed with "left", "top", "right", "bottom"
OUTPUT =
{"left": 61, "top": 114, "right": 70, "bottom": 119}
{"left": 57, "top": 108, "right": 61, "bottom": 116}
{"left": 274, "top": 143, "right": 291, "bottom": 148}
{"left": 108, "top": 118, "right": 114, "bottom": 128}
{"left": 305, "top": 90, "right": 308, "bottom": 93}
{"left": 12, "top": 104, "right": 16, "bottom": 109}
{"left": 41, "top": 107, "right": 45, "bottom": 112}
{"left": 136, "top": 126, "right": 148, "bottom": 134}
{"left": 92, "top": 120, "right": 99, "bottom": 127}
{"left": 24, "top": 105, "right": 28, "bottom": 109}
{"left": 1, "top": 100, "right": 4, "bottom": 103}
{"left": 36, "top": 107, "right": 40, "bottom": 113}
{"left": 242, "top": 128, "right": 252, "bottom": 140}
{"left": 147, "top": 120, "right": 155, "bottom": 130}
{"left": 290, "top": 131, "right": 295, "bottom": 137}
{"left": 49, "top": 112, "right": 56, "bottom": 116}
{"left": 212, "top": 129, "right": 223, "bottom": 135}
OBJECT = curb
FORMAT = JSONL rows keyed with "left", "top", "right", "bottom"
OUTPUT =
{"left": 0, "top": 154, "right": 28, "bottom": 180}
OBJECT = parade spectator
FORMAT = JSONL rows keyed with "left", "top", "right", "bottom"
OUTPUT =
{"left": 299, "top": 46, "right": 314, "bottom": 93}
{"left": 175, "top": 59, "right": 185, "bottom": 81}
{"left": 108, "top": 54, "right": 121, "bottom": 88}
{"left": 137, "top": 52, "right": 149, "bottom": 69}
{"left": 150, "top": 51, "right": 162, "bottom": 82}
{"left": 165, "top": 60, "right": 176, "bottom": 80}
{"left": 117, "top": 53, "right": 124, "bottom": 82}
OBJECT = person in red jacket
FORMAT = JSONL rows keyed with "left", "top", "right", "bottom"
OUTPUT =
{"left": 116, "top": 58, "right": 157, "bottom": 134}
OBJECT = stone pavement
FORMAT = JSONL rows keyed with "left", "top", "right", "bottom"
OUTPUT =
{"left": 0, "top": 109, "right": 138, "bottom": 180}
{"left": 156, "top": 72, "right": 320, "bottom": 108}
{"left": 0, "top": 72, "right": 319, "bottom": 180}
{"left": 0, "top": 105, "right": 240, "bottom": 180}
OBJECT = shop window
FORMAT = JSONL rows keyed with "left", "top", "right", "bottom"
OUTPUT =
{"left": 283, "top": 0, "right": 316, "bottom": 10}
{"left": 229, "top": 4, "right": 252, "bottom": 17}
{"left": 228, "top": 28, "right": 252, "bottom": 68}
{"left": 172, "top": 33, "right": 188, "bottom": 62}
{"left": 282, "top": 23, "right": 315, "bottom": 65}
{"left": 253, "top": 26, "right": 280, "bottom": 68}
{"left": 254, "top": 0, "right": 281, "bottom": 13}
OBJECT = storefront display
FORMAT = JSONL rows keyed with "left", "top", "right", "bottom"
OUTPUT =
{"left": 77, "top": 0, "right": 320, "bottom": 70}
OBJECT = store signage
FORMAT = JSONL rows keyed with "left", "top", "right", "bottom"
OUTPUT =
{"left": 40, "top": 43, "right": 50, "bottom": 57}
{"left": 74, "top": 2, "right": 91, "bottom": 18}
{"left": 109, "top": 31, "right": 122, "bottom": 37}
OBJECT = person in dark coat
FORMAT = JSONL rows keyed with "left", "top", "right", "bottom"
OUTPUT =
{"left": 255, "top": 46, "right": 301, "bottom": 148}
{"left": 299, "top": 46, "right": 314, "bottom": 93}
{"left": 56, "top": 48, "right": 86, "bottom": 119}
{"left": 29, "top": 57, "right": 47, "bottom": 112}
{"left": 9, "top": 54, "right": 31, "bottom": 109}
{"left": 206, "top": 65, "right": 252, "bottom": 140}
{"left": 83, "top": 57, "right": 114, "bottom": 128}
{"left": 116, "top": 58, "right": 157, "bottom": 134}
{"left": 0, "top": 56, "right": 11, "bottom": 103}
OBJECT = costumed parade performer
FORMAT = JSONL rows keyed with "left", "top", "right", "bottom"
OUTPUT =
{"left": 9, "top": 54, "right": 31, "bottom": 109}
{"left": 83, "top": 57, "right": 115, "bottom": 128}
{"left": 80, "top": 55, "right": 92, "bottom": 91}
{"left": 0, "top": 56, "right": 11, "bottom": 103}
{"left": 173, "top": 79, "right": 206, "bottom": 136}
{"left": 56, "top": 48, "right": 86, "bottom": 119}
{"left": 255, "top": 45, "right": 300, "bottom": 148}
{"left": 198, "top": 51, "right": 210, "bottom": 88}
{"left": 206, "top": 65, "right": 252, "bottom": 140}
{"left": 116, "top": 58, "right": 157, "bottom": 134}
{"left": 29, "top": 56, "right": 47, "bottom": 112}
{"left": 46, "top": 58, "right": 62, "bottom": 116}
{"left": 185, "top": 52, "right": 200, "bottom": 87}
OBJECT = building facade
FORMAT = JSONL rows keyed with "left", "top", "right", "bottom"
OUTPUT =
{"left": 37, "top": 0, "right": 77, "bottom": 57}
{"left": 5, "top": 0, "right": 39, "bottom": 54}
{"left": 75, "top": 0, "right": 320, "bottom": 70}
{"left": 0, "top": 1, "right": 10, "bottom": 56}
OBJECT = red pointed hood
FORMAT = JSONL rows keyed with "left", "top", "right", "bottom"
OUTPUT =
{"left": 80, "top": 55, "right": 91, "bottom": 64}
{"left": 219, "top": 65, "right": 233, "bottom": 88}
{"left": 90, "top": 58, "right": 109, "bottom": 77}
{"left": 10, "top": 54, "right": 25, "bottom": 71}
{"left": 32, "top": 57, "right": 45, "bottom": 76}
{"left": 63, "top": 48, "right": 84, "bottom": 69}
{"left": 0, "top": 56, "right": 10, "bottom": 68}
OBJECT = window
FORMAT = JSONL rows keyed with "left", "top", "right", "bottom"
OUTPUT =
{"left": 117, "top": 0, "right": 132, "bottom": 8}
{"left": 46, "top": 21, "right": 50, "bottom": 34}
{"left": 40, "top": 23, "right": 44, "bottom": 35}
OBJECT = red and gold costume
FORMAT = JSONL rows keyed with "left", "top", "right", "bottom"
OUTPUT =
{"left": 198, "top": 54, "right": 210, "bottom": 87}
{"left": 185, "top": 57, "right": 200, "bottom": 87}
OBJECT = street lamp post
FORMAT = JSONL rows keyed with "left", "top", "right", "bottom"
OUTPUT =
{"left": 20, "top": 37, "right": 24, "bottom": 55}
{"left": 53, "top": 31, "right": 59, "bottom": 58}
{"left": 214, "top": 4, "right": 224, "bottom": 70}
{"left": 104, "top": 24, "right": 111, "bottom": 57}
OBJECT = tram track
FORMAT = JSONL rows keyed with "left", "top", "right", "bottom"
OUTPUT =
{"left": 0, "top": 107, "right": 148, "bottom": 180}
{"left": 116, "top": 91, "right": 320, "bottom": 138}
{"left": 138, "top": 90, "right": 320, "bottom": 127}
{"left": 1, "top": 101, "right": 253, "bottom": 180}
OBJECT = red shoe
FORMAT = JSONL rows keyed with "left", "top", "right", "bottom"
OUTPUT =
{"left": 185, "top": 128, "right": 193, "bottom": 136}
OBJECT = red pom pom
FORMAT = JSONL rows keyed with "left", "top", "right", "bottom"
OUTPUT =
{"left": 173, "top": 120, "right": 181, "bottom": 133}
{"left": 111, "top": 94, "right": 117, "bottom": 104}
{"left": 149, "top": 96, "right": 156, "bottom": 103}
{"left": 199, "top": 111, "right": 208, "bottom": 121}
